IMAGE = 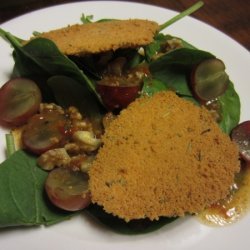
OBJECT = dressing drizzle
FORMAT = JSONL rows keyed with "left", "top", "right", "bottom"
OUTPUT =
{"left": 198, "top": 162, "right": 250, "bottom": 226}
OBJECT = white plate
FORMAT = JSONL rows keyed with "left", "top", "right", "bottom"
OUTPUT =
{"left": 0, "top": 1, "right": 249, "bottom": 250}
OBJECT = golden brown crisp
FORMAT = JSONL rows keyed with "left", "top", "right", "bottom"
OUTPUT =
{"left": 89, "top": 91, "right": 240, "bottom": 222}
{"left": 37, "top": 19, "right": 159, "bottom": 55}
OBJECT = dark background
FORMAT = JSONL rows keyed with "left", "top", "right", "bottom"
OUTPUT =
{"left": 0, "top": 0, "right": 249, "bottom": 50}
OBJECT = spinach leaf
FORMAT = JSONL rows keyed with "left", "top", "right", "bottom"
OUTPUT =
{"left": 80, "top": 14, "right": 94, "bottom": 23}
{"left": 148, "top": 47, "right": 240, "bottom": 134}
{"left": 0, "top": 28, "right": 24, "bottom": 44}
{"left": 47, "top": 75, "right": 104, "bottom": 131}
{"left": 20, "top": 39, "right": 96, "bottom": 94}
{"left": 145, "top": 34, "right": 197, "bottom": 62}
{"left": 150, "top": 47, "right": 215, "bottom": 69}
{"left": 0, "top": 29, "right": 101, "bottom": 104}
{"left": 150, "top": 47, "right": 214, "bottom": 69}
{"left": 80, "top": 13, "right": 115, "bottom": 24}
{"left": 86, "top": 204, "right": 177, "bottom": 235}
{"left": 47, "top": 75, "right": 102, "bottom": 115}
{"left": 141, "top": 78, "right": 168, "bottom": 96}
{"left": 145, "top": 33, "right": 166, "bottom": 60}
{"left": 218, "top": 81, "right": 240, "bottom": 134}
{"left": 0, "top": 150, "right": 73, "bottom": 228}
{"left": 149, "top": 48, "right": 215, "bottom": 96}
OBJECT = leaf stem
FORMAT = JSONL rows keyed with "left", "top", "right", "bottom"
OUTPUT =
{"left": 159, "top": 1, "right": 204, "bottom": 31}
{"left": 5, "top": 133, "right": 16, "bottom": 158}
{"left": 0, "top": 28, "right": 24, "bottom": 46}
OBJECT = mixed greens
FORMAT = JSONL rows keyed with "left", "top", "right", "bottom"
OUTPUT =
{"left": 0, "top": 1, "right": 244, "bottom": 234}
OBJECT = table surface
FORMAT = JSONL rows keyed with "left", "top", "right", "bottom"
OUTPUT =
{"left": 0, "top": 0, "right": 249, "bottom": 50}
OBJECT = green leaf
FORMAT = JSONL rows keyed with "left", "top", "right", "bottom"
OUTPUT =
{"left": 47, "top": 75, "right": 104, "bottom": 130}
{"left": 145, "top": 33, "right": 166, "bottom": 60}
{"left": 218, "top": 81, "right": 241, "bottom": 134}
{"left": 145, "top": 34, "right": 196, "bottom": 61}
{"left": 0, "top": 28, "right": 24, "bottom": 45}
{"left": 80, "top": 14, "right": 94, "bottom": 24}
{"left": 141, "top": 77, "right": 168, "bottom": 96}
{"left": 86, "top": 204, "right": 177, "bottom": 235}
{"left": 1, "top": 30, "right": 102, "bottom": 105}
{"left": 0, "top": 150, "right": 73, "bottom": 228}
{"left": 149, "top": 47, "right": 240, "bottom": 133}
{"left": 149, "top": 48, "right": 215, "bottom": 96}
{"left": 150, "top": 47, "right": 215, "bottom": 70}
{"left": 80, "top": 14, "right": 115, "bottom": 24}
{"left": 20, "top": 38, "right": 96, "bottom": 91}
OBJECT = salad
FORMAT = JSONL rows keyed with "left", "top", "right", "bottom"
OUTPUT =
{"left": 0, "top": 1, "right": 249, "bottom": 234}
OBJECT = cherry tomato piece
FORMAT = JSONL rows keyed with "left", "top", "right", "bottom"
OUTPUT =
{"left": 45, "top": 168, "right": 91, "bottom": 211}
{"left": 22, "top": 112, "right": 69, "bottom": 155}
{"left": 190, "top": 58, "right": 229, "bottom": 102}
{"left": 0, "top": 78, "right": 42, "bottom": 127}
{"left": 231, "top": 121, "right": 250, "bottom": 163}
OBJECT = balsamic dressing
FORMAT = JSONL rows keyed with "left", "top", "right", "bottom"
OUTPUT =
{"left": 198, "top": 161, "right": 250, "bottom": 226}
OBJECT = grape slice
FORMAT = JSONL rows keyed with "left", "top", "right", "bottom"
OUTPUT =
{"left": 190, "top": 58, "right": 229, "bottom": 102}
{"left": 0, "top": 78, "right": 42, "bottom": 127}
{"left": 231, "top": 121, "right": 250, "bottom": 163}
{"left": 96, "top": 84, "right": 140, "bottom": 111}
{"left": 22, "top": 112, "right": 70, "bottom": 155}
{"left": 45, "top": 167, "right": 91, "bottom": 211}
